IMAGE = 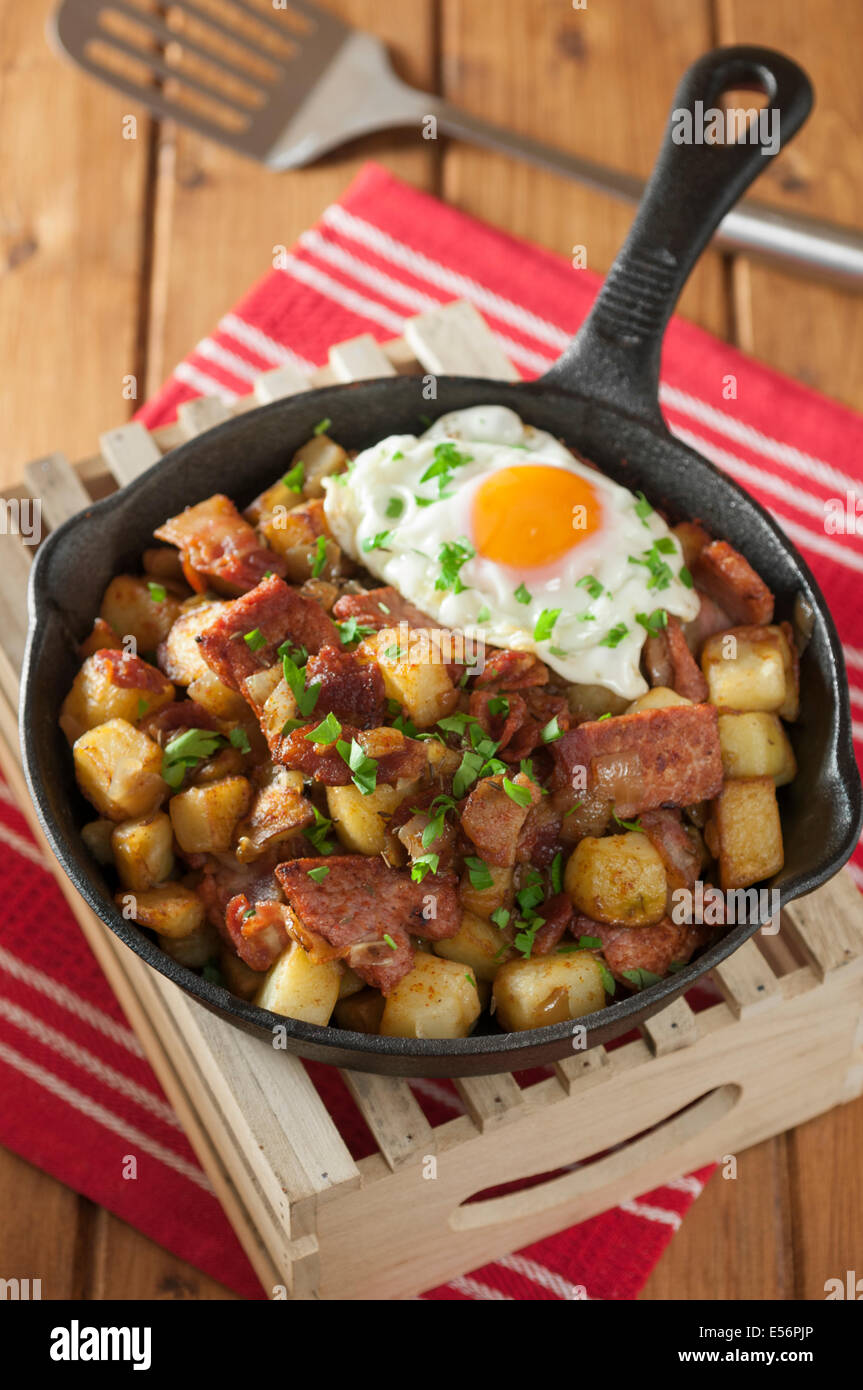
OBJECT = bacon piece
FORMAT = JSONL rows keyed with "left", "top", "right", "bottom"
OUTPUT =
{"left": 460, "top": 772, "right": 542, "bottom": 867}
{"left": 469, "top": 688, "right": 569, "bottom": 765}
{"left": 154, "top": 494, "right": 286, "bottom": 594}
{"left": 271, "top": 722, "right": 428, "bottom": 786}
{"left": 572, "top": 914, "right": 711, "bottom": 984}
{"left": 550, "top": 704, "right": 723, "bottom": 818}
{"left": 199, "top": 575, "right": 338, "bottom": 691}
{"left": 224, "top": 896, "right": 291, "bottom": 972}
{"left": 683, "top": 592, "right": 732, "bottom": 657}
{"left": 139, "top": 699, "right": 219, "bottom": 745}
{"left": 94, "top": 649, "right": 171, "bottom": 693}
{"left": 472, "top": 649, "right": 549, "bottom": 691}
{"left": 640, "top": 808, "right": 703, "bottom": 888}
{"left": 332, "top": 585, "right": 439, "bottom": 633}
{"left": 692, "top": 539, "right": 774, "bottom": 625}
{"left": 531, "top": 893, "right": 573, "bottom": 956}
{"left": 275, "top": 855, "right": 459, "bottom": 992}
{"left": 236, "top": 769, "right": 314, "bottom": 859}
{"left": 643, "top": 616, "right": 708, "bottom": 701}
{"left": 303, "top": 643, "right": 385, "bottom": 728}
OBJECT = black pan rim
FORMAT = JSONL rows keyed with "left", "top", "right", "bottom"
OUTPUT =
{"left": 19, "top": 372, "right": 863, "bottom": 1073}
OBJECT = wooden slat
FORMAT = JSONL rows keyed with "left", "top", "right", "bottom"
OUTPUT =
{"left": 0, "top": 535, "right": 32, "bottom": 687}
{"left": 99, "top": 424, "right": 162, "bottom": 487}
{"left": 254, "top": 363, "right": 310, "bottom": 404}
{"left": 177, "top": 396, "right": 233, "bottom": 438}
{"left": 453, "top": 1073, "right": 525, "bottom": 1131}
{"left": 404, "top": 300, "right": 520, "bottom": 380}
{"left": 329, "top": 334, "right": 397, "bottom": 382}
{"left": 554, "top": 1045, "right": 609, "bottom": 1095}
{"left": 711, "top": 938, "right": 781, "bottom": 1018}
{"left": 641, "top": 997, "right": 698, "bottom": 1056}
{"left": 781, "top": 871, "right": 863, "bottom": 979}
{"left": 339, "top": 1072, "right": 434, "bottom": 1171}
{"left": 24, "top": 452, "right": 90, "bottom": 531}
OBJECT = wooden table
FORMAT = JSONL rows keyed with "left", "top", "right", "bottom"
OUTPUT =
{"left": 1, "top": 0, "right": 862, "bottom": 1301}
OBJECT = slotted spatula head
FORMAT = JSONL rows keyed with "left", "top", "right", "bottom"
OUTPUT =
{"left": 50, "top": 0, "right": 428, "bottom": 168}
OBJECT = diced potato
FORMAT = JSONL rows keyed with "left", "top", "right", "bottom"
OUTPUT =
{"left": 159, "top": 920, "right": 220, "bottom": 969}
{"left": 326, "top": 778, "right": 419, "bottom": 856}
{"left": 564, "top": 832, "right": 667, "bottom": 927}
{"left": 219, "top": 949, "right": 262, "bottom": 1000}
{"left": 74, "top": 719, "right": 166, "bottom": 821}
{"left": 78, "top": 617, "right": 121, "bottom": 659}
{"left": 772, "top": 624, "right": 799, "bottom": 722}
{"left": 111, "top": 811, "right": 175, "bottom": 891}
{"left": 120, "top": 882, "right": 204, "bottom": 939}
{"left": 100, "top": 574, "right": 183, "bottom": 652}
{"left": 168, "top": 775, "right": 252, "bottom": 854}
{"left": 295, "top": 434, "right": 349, "bottom": 498}
{"left": 701, "top": 628, "right": 787, "bottom": 711}
{"left": 359, "top": 628, "right": 458, "bottom": 729}
{"left": 627, "top": 685, "right": 692, "bottom": 713}
{"left": 259, "top": 676, "right": 299, "bottom": 746}
{"left": 260, "top": 497, "right": 341, "bottom": 580}
{"left": 142, "top": 546, "right": 184, "bottom": 582}
{"left": 254, "top": 941, "right": 341, "bottom": 1024}
{"left": 434, "top": 910, "right": 509, "bottom": 981}
{"left": 425, "top": 739, "right": 462, "bottom": 782}
{"left": 60, "top": 651, "right": 174, "bottom": 741}
{"left": 190, "top": 746, "right": 246, "bottom": 785}
{"left": 338, "top": 966, "right": 366, "bottom": 999}
{"left": 187, "top": 668, "right": 250, "bottom": 724}
{"left": 566, "top": 683, "right": 630, "bottom": 721}
{"left": 380, "top": 951, "right": 481, "bottom": 1039}
{"left": 235, "top": 767, "right": 311, "bottom": 861}
{"left": 81, "top": 819, "right": 115, "bottom": 865}
{"left": 159, "top": 599, "right": 226, "bottom": 685}
{"left": 334, "top": 987, "right": 386, "bottom": 1034}
{"left": 718, "top": 711, "right": 796, "bottom": 786}
{"left": 493, "top": 950, "right": 606, "bottom": 1032}
{"left": 712, "top": 777, "right": 784, "bottom": 890}
{"left": 458, "top": 864, "right": 513, "bottom": 919}
{"left": 673, "top": 520, "right": 711, "bottom": 569}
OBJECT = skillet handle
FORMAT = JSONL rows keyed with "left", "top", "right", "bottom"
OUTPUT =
{"left": 540, "top": 46, "right": 813, "bottom": 421}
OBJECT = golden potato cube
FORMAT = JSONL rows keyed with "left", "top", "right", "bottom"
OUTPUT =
{"left": 380, "top": 951, "right": 481, "bottom": 1039}
{"left": 254, "top": 942, "right": 341, "bottom": 1024}
{"left": 259, "top": 676, "right": 299, "bottom": 746}
{"left": 158, "top": 600, "right": 226, "bottom": 684}
{"left": 259, "top": 497, "right": 339, "bottom": 580}
{"left": 434, "top": 910, "right": 508, "bottom": 982}
{"left": 770, "top": 624, "right": 799, "bottom": 722}
{"left": 159, "top": 920, "right": 220, "bottom": 969}
{"left": 627, "top": 685, "right": 693, "bottom": 713}
{"left": 60, "top": 652, "right": 174, "bottom": 741}
{"left": 564, "top": 832, "right": 667, "bottom": 927}
{"left": 458, "top": 863, "right": 513, "bottom": 919}
{"left": 186, "top": 669, "right": 250, "bottom": 724}
{"left": 218, "top": 949, "right": 263, "bottom": 1000}
{"left": 493, "top": 951, "right": 606, "bottom": 1032}
{"left": 73, "top": 719, "right": 166, "bottom": 821}
{"left": 168, "top": 775, "right": 251, "bottom": 854}
{"left": 701, "top": 630, "right": 787, "bottom": 711}
{"left": 338, "top": 965, "right": 366, "bottom": 999}
{"left": 566, "top": 683, "right": 630, "bottom": 721}
{"left": 120, "top": 883, "right": 205, "bottom": 939}
{"left": 359, "top": 628, "right": 457, "bottom": 729}
{"left": 326, "top": 779, "right": 417, "bottom": 856}
{"left": 100, "top": 574, "right": 182, "bottom": 653}
{"left": 81, "top": 819, "right": 115, "bottom": 865}
{"left": 111, "top": 811, "right": 175, "bottom": 891}
{"left": 334, "top": 987, "right": 386, "bottom": 1034}
{"left": 713, "top": 777, "right": 784, "bottom": 890}
{"left": 718, "top": 711, "right": 796, "bottom": 786}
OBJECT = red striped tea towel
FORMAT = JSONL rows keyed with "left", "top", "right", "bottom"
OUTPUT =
{"left": 2, "top": 162, "right": 861, "bottom": 1301}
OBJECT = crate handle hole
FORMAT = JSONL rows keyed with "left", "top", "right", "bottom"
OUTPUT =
{"left": 448, "top": 1082, "right": 740, "bottom": 1231}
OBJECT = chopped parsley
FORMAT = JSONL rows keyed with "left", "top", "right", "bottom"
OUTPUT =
{"left": 612, "top": 810, "right": 643, "bottom": 832}
{"left": 313, "top": 417, "right": 332, "bottom": 436}
{"left": 679, "top": 564, "right": 694, "bottom": 589}
{"left": 147, "top": 581, "right": 167, "bottom": 603}
{"left": 243, "top": 627, "right": 267, "bottom": 651}
{"left": 385, "top": 496, "right": 405, "bottom": 519}
{"left": 502, "top": 778, "right": 533, "bottom": 808}
{"left": 411, "top": 853, "right": 440, "bottom": 883}
{"left": 420, "top": 441, "right": 473, "bottom": 498}
{"left": 336, "top": 738, "right": 378, "bottom": 795}
{"left": 421, "top": 794, "right": 457, "bottom": 849}
{"left": 229, "top": 726, "right": 251, "bottom": 754}
{"left": 628, "top": 537, "right": 677, "bottom": 592}
{"left": 304, "top": 806, "right": 337, "bottom": 856}
{"left": 490, "top": 907, "right": 510, "bottom": 930}
{"left": 383, "top": 933, "right": 398, "bottom": 950}
{"left": 305, "top": 711, "right": 342, "bottom": 745}
{"left": 307, "top": 866, "right": 329, "bottom": 883}
{"left": 465, "top": 857, "right": 494, "bottom": 891}
{"left": 435, "top": 538, "right": 474, "bottom": 595}
{"left": 550, "top": 851, "right": 564, "bottom": 895}
{"left": 540, "top": 714, "right": 563, "bottom": 744}
{"left": 599, "top": 622, "right": 629, "bottom": 649}
{"left": 282, "top": 460, "right": 305, "bottom": 492}
{"left": 310, "top": 535, "right": 327, "bottom": 578}
{"left": 337, "top": 616, "right": 376, "bottom": 645}
{"left": 636, "top": 608, "right": 668, "bottom": 636}
{"left": 282, "top": 649, "right": 320, "bottom": 718}
{"left": 514, "top": 582, "right": 531, "bottom": 605}
{"left": 534, "top": 607, "right": 561, "bottom": 641}
{"left": 476, "top": 605, "right": 491, "bottom": 623}
{"left": 576, "top": 574, "right": 603, "bottom": 599}
{"left": 597, "top": 959, "right": 616, "bottom": 995}
{"left": 161, "top": 727, "right": 223, "bottom": 789}
{"left": 487, "top": 695, "right": 510, "bottom": 717}
{"left": 634, "top": 490, "right": 653, "bottom": 525}
{"left": 362, "top": 530, "right": 392, "bottom": 554}
{"left": 577, "top": 934, "right": 603, "bottom": 949}
{"left": 621, "top": 967, "right": 662, "bottom": 991}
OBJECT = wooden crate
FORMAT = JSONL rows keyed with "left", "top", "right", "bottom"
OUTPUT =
{"left": 1, "top": 300, "right": 862, "bottom": 1300}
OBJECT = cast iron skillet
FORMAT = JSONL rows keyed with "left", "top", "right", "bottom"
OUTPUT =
{"left": 20, "top": 46, "right": 862, "bottom": 1077}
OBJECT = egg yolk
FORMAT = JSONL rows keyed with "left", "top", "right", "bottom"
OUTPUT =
{"left": 471, "top": 464, "right": 602, "bottom": 568}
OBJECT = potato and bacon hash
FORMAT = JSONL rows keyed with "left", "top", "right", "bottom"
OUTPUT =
{"left": 61, "top": 426, "right": 799, "bottom": 1037}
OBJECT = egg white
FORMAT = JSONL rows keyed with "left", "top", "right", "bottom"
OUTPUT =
{"left": 322, "top": 406, "right": 699, "bottom": 699}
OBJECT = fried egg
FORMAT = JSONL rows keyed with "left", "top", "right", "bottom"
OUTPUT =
{"left": 322, "top": 405, "right": 699, "bottom": 699}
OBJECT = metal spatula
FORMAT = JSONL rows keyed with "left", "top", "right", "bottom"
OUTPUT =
{"left": 51, "top": 0, "right": 863, "bottom": 285}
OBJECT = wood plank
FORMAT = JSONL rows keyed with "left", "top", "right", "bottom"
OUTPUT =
{"left": 404, "top": 301, "right": 519, "bottom": 379}
{"left": 177, "top": 396, "right": 233, "bottom": 437}
{"left": 711, "top": 938, "right": 781, "bottom": 1017}
{"left": 0, "top": 0, "right": 153, "bottom": 486}
{"left": 143, "top": 0, "right": 439, "bottom": 402}
{"left": 641, "top": 997, "right": 698, "bottom": 1056}
{"left": 89, "top": 1210, "right": 242, "bottom": 1300}
{"left": 339, "top": 1072, "right": 435, "bottom": 1170}
{"left": 99, "top": 424, "right": 162, "bottom": 487}
{"left": 24, "top": 453, "right": 91, "bottom": 531}
{"left": 439, "top": 0, "right": 729, "bottom": 339}
{"left": 329, "top": 334, "right": 397, "bottom": 381}
{"left": 782, "top": 871, "right": 863, "bottom": 979}
{"left": 453, "top": 1073, "right": 524, "bottom": 1131}
{"left": 0, "top": 1149, "right": 83, "bottom": 1298}
{"left": 718, "top": 0, "right": 863, "bottom": 410}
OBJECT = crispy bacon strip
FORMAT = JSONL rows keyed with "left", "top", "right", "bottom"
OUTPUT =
{"left": 643, "top": 616, "right": 708, "bottom": 702}
{"left": 270, "top": 722, "right": 428, "bottom": 786}
{"left": 275, "top": 855, "right": 459, "bottom": 992}
{"left": 139, "top": 698, "right": 219, "bottom": 745}
{"left": 332, "top": 585, "right": 439, "bottom": 633}
{"left": 224, "top": 897, "right": 291, "bottom": 972}
{"left": 460, "top": 772, "right": 542, "bottom": 867}
{"left": 692, "top": 539, "right": 774, "bottom": 625}
{"left": 550, "top": 704, "right": 723, "bottom": 818}
{"left": 572, "top": 913, "right": 711, "bottom": 984}
{"left": 155, "top": 494, "right": 286, "bottom": 595}
{"left": 94, "top": 649, "right": 172, "bottom": 694}
{"left": 472, "top": 649, "right": 549, "bottom": 691}
{"left": 531, "top": 893, "right": 573, "bottom": 956}
{"left": 199, "top": 574, "right": 338, "bottom": 691}
{"left": 639, "top": 808, "right": 703, "bottom": 888}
